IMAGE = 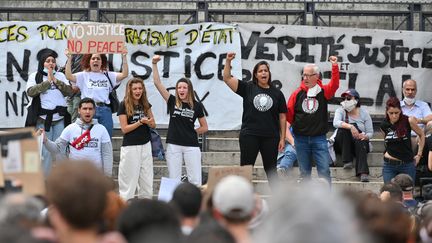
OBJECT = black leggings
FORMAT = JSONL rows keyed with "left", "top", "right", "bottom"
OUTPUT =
{"left": 239, "top": 133, "right": 279, "bottom": 186}
{"left": 334, "top": 128, "right": 369, "bottom": 176}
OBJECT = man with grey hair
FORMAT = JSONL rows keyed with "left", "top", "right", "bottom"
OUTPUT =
{"left": 0, "top": 193, "right": 44, "bottom": 228}
{"left": 286, "top": 56, "right": 340, "bottom": 183}
{"left": 400, "top": 79, "right": 432, "bottom": 152}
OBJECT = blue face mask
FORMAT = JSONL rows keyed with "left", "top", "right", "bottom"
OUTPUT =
{"left": 43, "top": 67, "right": 56, "bottom": 75}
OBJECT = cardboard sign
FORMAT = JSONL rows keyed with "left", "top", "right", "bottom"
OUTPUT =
{"left": 206, "top": 165, "right": 253, "bottom": 193}
{"left": 67, "top": 23, "right": 125, "bottom": 54}
{"left": 0, "top": 128, "right": 45, "bottom": 195}
{"left": 202, "top": 165, "right": 253, "bottom": 210}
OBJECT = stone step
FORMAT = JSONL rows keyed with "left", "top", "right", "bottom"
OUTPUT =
{"left": 112, "top": 151, "right": 387, "bottom": 167}
{"left": 112, "top": 165, "right": 384, "bottom": 181}
{"left": 138, "top": 178, "right": 383, "bottom": 196}
{"left": 112, "top": 137, "right": 386, "bottom": 152}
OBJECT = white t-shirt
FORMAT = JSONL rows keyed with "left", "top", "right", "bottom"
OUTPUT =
{"left": 75, "top": 71, "right": 117, "bottom": 104}
{"left": 26, "top": 71, "right": 68, "bottom": 121}
{"left": 60, "top": 123, "right": 111, "bottom": 169}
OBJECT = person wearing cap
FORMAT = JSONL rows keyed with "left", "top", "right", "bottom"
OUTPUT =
{"left": 286, "top": 56, "right": 339, "bottom": 183}
{"left": 400, "top": 79, "right": 432, "bottom": 153}
{"left": 212, "top": 175, "right": 255, "bottom": 243}
{"left": 391, "top": 173, "right": 418, "bottom": 209}
{"left": 332, "top": 89, "right": 373, "bottom": 182}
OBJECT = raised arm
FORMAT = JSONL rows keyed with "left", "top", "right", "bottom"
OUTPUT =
{"left": 116, "top": 48, "right": 129, "bottom": 82}
{"left": 223, "top": 52, "right": 239, "bottom": 92}
{"left": 64, "top": 50, "right": 77, "bottom": 83}
{"left": 323, "top": 55, "right": 339, "bottom": 100}
{"left": 152, "top": 55, "right": 170, "bottom": 102}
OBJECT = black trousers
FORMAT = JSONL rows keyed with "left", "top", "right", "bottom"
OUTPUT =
{"left": 334, "top": 128, "right": 370, "bottom": 176}
{"left": 239, "top": 133, "right": 279, "bottom": 187}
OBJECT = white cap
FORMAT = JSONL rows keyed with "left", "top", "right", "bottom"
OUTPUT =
{"left": 212, "top": 175, "right": 254, "bottom": 219}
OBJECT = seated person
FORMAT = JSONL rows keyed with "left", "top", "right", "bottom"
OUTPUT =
{"left": 332, "top": 89, "right": 373, "bottom": 182}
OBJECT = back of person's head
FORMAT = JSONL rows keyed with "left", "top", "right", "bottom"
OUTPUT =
{"left": 212, "top": 176, "right": 255, "bottom": 224}
{"left": 0, "top": 224, "right": 40, "bottom": 243}
{"left": 103, "top": 191, "right": 127, "bottom": 232}
{"left": 0, "top": 193, "right": 44, "bottom": 228}
{"left": 171, "top": 182, "right": 202, "bottom": 218}
{"left": 392, "top": 174, "right": 414, "bottom": 192}
{"left": 253, "top": 182, "right": 366, "bottom": 243}
{"left": 380, "top": 182, "right": 403, "bottom": 202}
{"left": 46, "top": 161, "right": 110, "bottom": 229}
{"left": 361, "top": 200, "right": 413, "bottom": 243}
{"left": 117, "top": 199, "right": 181, "bottom": 243}
{"left": 188, "top": 212, "right": 235, "bottom": 243}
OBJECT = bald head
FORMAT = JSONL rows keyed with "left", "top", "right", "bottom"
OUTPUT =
{"left": 402, "top": 79, "right": 417, "bottom": 99}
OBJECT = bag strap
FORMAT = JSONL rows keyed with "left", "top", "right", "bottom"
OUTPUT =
{"left": 104, "top": 72, "right": 119, "bottom": 91}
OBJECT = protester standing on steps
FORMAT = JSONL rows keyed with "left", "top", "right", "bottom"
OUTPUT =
{"left": 223, "top": 52, "right": 287, "bottom": 185}
{"left": 117, "top": 78, "right": 156, "bottom": 200}
{"left": 332, "top": 89, "right": 373, "bottom": 182}
{"left": 286, "top": 56, "right": 340, "bottom": 184}
{"left": 42, "top": 98, "right": 113, "bottom": 177}
{"left": 26, "top": 49, "right": 72, "bottom": 176}
{"left": 65, "top": 49, "right": 129, "bottom": 137}
{"left": 152, "top": 55, "right": 208, "bottom": 186}
{"left": 380, "top": 97, "right": 425, "bottom": 183}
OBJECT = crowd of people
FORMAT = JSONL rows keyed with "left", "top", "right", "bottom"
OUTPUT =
{"left": 2, "top": 46, "right": 429, "bottom": 242}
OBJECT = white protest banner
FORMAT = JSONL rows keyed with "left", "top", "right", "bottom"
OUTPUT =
{"left": 67, "top": 23, "right": 125, "bottom": 54}
{"left": 0, "top": 21, "right": 242, "bottom": 129}
{"left": 237, "top": 23, "right": 432, "bottom": 115}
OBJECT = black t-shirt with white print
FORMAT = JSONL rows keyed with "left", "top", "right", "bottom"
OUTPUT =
{"left": 117, "top": 101, "right": 151, "bottom": 146}
{"left": 166, "top": 95, "right": 204, "bottom": 147}
{"left": 236, "top": 81, "right": 287, "bottom": 137}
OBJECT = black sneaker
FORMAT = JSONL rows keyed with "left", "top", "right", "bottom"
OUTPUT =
{"left": 360, "top": 174, "right": 369, "bottom": 182}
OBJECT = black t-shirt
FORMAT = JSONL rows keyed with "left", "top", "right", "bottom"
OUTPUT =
{"left": 117, "top": 101, "right": 151, "bottom": 146}
{"left": 380, "top": 118, "right": 413, "bottom": 162}
{"left": 292, "top": 89, "right": 329, "bottom": 136}
{"left": 236, "top": 81, "right": 287, "bottom": 137}
{"left": 166, "top": 95, "right": 204, "bottom": 147}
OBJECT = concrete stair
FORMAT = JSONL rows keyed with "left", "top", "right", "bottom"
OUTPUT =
{"left": 111, "top": 130, "right": 386, "bottom": 195}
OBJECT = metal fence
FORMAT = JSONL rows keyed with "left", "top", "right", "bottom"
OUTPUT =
{"left": 0, "top": 0, "right": 431, "bottom": 31}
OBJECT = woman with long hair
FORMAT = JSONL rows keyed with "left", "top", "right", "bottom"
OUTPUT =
{"left": 332, "top": 89, "right": 373, "bottom": 182}
{"left": 223, "top": 52, "right": 287, "bottom": 185}
{"left": 65, "top": 50, "right": 129, "bottom": 137}
{"left": 117, "top": 78, "right": 156, "bottom": 200}
{"left": 26, "top": 48, "right": 72, "bottom": 175}
{"left": 381, "top": 96, "right": 425, "bottom": 183}
{"left": 152, "top": 55, "right": 208, "bottom": 186}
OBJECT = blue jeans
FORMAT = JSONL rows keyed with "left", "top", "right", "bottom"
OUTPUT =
{"left": 277, "top": 143, "right": 297, "bottom": 169}
{"left": 37, "top": 119, "right": 64, "bottom": 176}
{"left": 294, "top": 134, "right": 331, "bottom": 183}
{"left": 94, "top": 105, "right": 113, "bottom": 138}
{"left": 382, "top": 160, "right": 416, "bottom": 184}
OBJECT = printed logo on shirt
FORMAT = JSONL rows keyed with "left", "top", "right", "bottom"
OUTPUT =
{"left": 253, "top": 94, "right": 273, "bottom": 112}
{"left": 301, "top": 97, "right": 319, "bottom": 114}
{"left": 71, "top": 137, "right": 100, "bottom": 148}
{"left": 173, "top": 107, "right": 195, "bottom": 119}
{"left": 385, "top": 130, "right": 408, "bottom": 140}
{"left": 88, "top": 79, "right": 108, "bottom": 88}
{"left": 132, "top": 109, "right": 145, "bottom": 123}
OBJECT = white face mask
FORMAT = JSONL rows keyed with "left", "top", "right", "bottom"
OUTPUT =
{"left": 307, "top": 84, "right": 322, "bottom": 97}
{"left": 403, "top": 97, "right": 415, "bottom": 105}
{"left": 43, "top": 67, "right": 56, "bottom": 75}
{"left": 341, "top": 99, "right": 357, "bottom": 112}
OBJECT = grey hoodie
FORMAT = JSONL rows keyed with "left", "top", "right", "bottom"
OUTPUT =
{"left": 44, "top": 118, "right": 113, "bottom": 177}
